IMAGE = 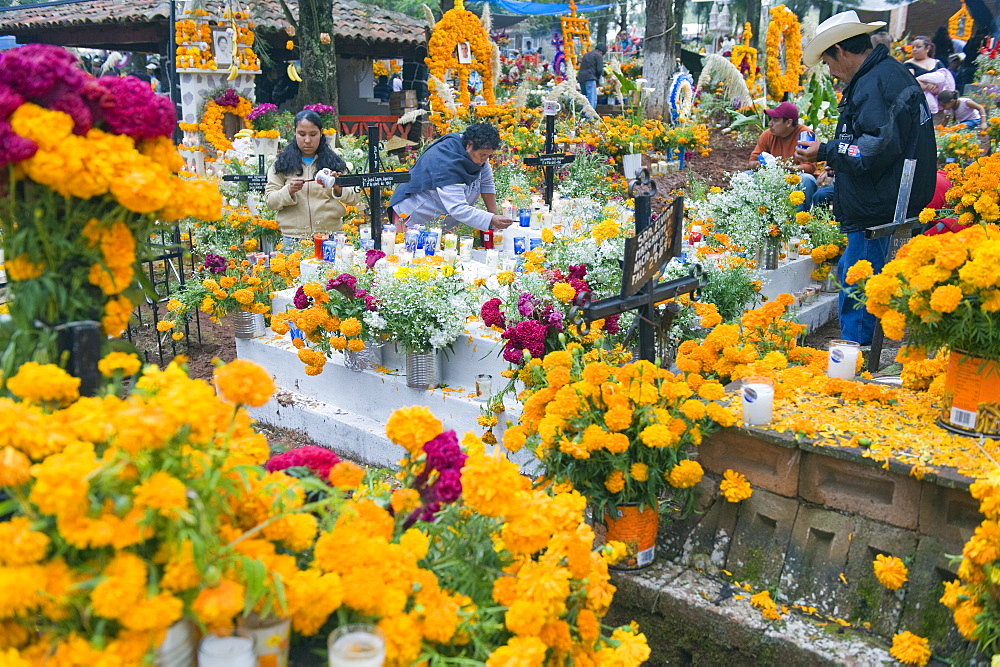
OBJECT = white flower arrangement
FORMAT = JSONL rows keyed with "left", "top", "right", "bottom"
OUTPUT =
{"left": 692, "top": 163, "right": 802, "bottom": 255}
{"left": 371, "top": 265, "right": 473, "bottom": 352}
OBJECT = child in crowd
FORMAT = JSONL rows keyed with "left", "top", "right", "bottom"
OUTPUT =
{"left": 938, "top": 90, "right": 985, "bottom": 129}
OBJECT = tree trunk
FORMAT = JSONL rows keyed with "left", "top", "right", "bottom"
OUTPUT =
{"left": 644, "top": 0, "right": 678, "bottom": 119}
{"left": 619, "top": 0, "right": 628, "bottom": 32}
{"left": 596, "top": 13, "right": 609, "bottom": 48}
{"left": 745, "top": 0, "right": 760, "bottom": 49}
{"left": 295, "top": 0, "right": 338, "bottom": 109}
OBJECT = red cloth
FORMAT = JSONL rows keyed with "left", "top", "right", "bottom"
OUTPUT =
{"left": 923, "top": 218, "right": 968, "bottom": 235}
{"left": 928, "top": 169, "right": 952, "bottom": 209}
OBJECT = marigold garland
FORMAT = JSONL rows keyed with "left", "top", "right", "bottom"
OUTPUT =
{"left": 765, "top": 6, "right": 804, "bottom": 101}
{"left": 200, "top": 93, "right": 254, "bottom": 154}
{"left": 425, "top": 0, "right": 495, "bottom": 116}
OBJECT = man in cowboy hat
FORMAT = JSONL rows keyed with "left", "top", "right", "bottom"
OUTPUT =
{"left": 796, "top": 10, "right": 936, "bottom": 347}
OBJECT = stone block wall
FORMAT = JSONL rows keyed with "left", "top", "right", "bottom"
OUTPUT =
{"left": 647, "top": 427, "right": 985, "bottom": 661}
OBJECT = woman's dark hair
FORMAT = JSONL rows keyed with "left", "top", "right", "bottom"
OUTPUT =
{"left": 462, "top": 122, "right": 501, "bottom": 151}
{"left": 274, "top": 110, "right": 349, "bottom": 176}
{"left": 823, "top": 32, "right": 876, "bottom": 60}
{"left": 938, "top": 89, "right": 959, "bottom": 105}
{"left": 932, "top": 26, "right": 953, "bottom": 61}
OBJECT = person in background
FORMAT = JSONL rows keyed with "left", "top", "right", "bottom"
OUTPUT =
{"left": 373, "top": 74, "right": 391, "bottom": 102}
{"left": 577, "top": 43, "right": 607, "bottom": 113}
{"left": 265, "top": 110, "right": 359, "bottom": 243}
{"left": 906, "top": 36, "right": 954, "bottom": 113}
{"left": 932, "top": 25, "right": 954, "bottom": 63}
{"left": 813, "top": 165, "right": 835, "bottom": 207}
{"left": 869, "top": 29, "right": 893, "bottom": 54}
{"left": 948, "top": 52, "right": 965, "bottom": 83}
{"left": 938, "top": 89, "right": 985, "bottom": 128}
{"left": 747, "top": 101, "right": 819, "bottom": 208}
{"left": 613, "top": 30, "right": 635, "bottom": 57}
{"left": 389, "top": 123, "right": 514, "bottom": 233}
{"left": 796, "top": 11, "right": 936, "bottom": 347}
{"left": 391, "top": 72, "right": 403, "bottom": 93}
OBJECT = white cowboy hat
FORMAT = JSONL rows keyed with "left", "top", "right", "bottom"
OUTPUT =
{"left": 803, "top": 11, "right": 886, "bottom": 67}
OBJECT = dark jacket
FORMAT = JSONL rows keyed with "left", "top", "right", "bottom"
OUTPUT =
{"left": 818, "top": 45, "right": 937, "bottom": 234}
{"left": 577, "top": 49, "right": 604, "bottom": 83}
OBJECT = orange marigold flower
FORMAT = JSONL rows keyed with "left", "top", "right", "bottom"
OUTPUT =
{"left": 929, "top": 284, "right": 963, "bottom": 313}
{"left": 720, "top": 469, "right": 752, "bottom": 502}
{"left": 214, "top": 359, "right": 275, "bottom": 407}
{"left": 666, "top": 459, "right": 704, "bottom": 489}
{"left": 890, "top": 631, "right": 931, "bottom": 666}
{"left": 873, "top": 554, "right": 908, "bottom": 590}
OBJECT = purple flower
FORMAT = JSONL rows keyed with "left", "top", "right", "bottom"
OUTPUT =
{"left": 326, "top": 273, "right": 357, "bottom": 292}
{"left": 423, "top": 431, "right": 465, "bottom": 472}
{"left": 363, "top": 294, "right": 377, "bottom": 311}
{"left": 90, "top": 76, "right": 175, "bottom": 139}
{"left": 0, "top": 121, "right": 37, "bottom": 167}
{"left": 0, "top": 84, "right": 24, "bottom": 120}
{"left": 433, "top": 468, "right": 463, "bottom": 504}
{"left": 606, "top": 313, "right": 621, "bottom": 334}
{"left": 293, "top": 286, "right": 311, "bottom": 310}
{"left": 265, "top": 445, "right": 341, "bottom": 479}
{"left": 567, "top": 265, "right": 588, "bottom": 281}
{"left": 365, "top": 249, "right": 386, "bottom": 269}
{"left": 419, "top": 502, "right": 442, "bottom": 522}
{"left": 517, "top": 292, "right": 538, "bottom": 318}
{"left": 247, "top": 103, "right": 278, "bottom": 121}
{"left": 215, "top": 88, "right": 241, "bottom": 107}
{"left": 203, "top": 253, "right": 228, "bottom": 274}
{"left": 303, "top": 103, "right": 336, "bottom": 115}
{"left": 501, "top": 320, "right": 549, "bottom": 364}
{"left": 480, "top": 298, "right": 506, "bottom": 329}
{"left": 542, "top": 307, "right": 564, "bottom": 331}
{"left": 0, "top": 44, "right": 87, "bottom": 104}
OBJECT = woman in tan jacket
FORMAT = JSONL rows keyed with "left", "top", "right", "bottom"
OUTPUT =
{"left": 264, "top": 109, "right": 359, "bottom": 242}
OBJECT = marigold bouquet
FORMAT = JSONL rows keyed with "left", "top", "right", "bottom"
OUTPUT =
{"left": 271, "top": 262, "right": 385, "bottom": 375}
{"left": 371, "top": 263, "right": 472, "bottom": 353}
{"left": 0, "top": 356, "right": 338, "bottom": 661}
{"left": 940, "top": 154, "right": 1000, "bottom": 227}
{"left": 935, "top": 124, "right": 982, "bottom": 164}
{"left": 0, "top": 44, "right": 221, "bottom": 381}
{"left": 504, "top": 349, "right": 736, "bottom": 517}
{"left": 846, "top": 224, "right": 1000, "bottom": 358}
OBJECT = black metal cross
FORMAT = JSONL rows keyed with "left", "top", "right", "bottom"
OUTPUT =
{"left": 567, "top": 170, "right": 701, "bottom": 363}
{"left": 221, "top": 153, "right": 269, "bottom": 193}
{"left": 522, "top": 102, "right": 575, "bottom": 207}
{"left": 333, "top": 124, "right": 411, "bottom": 251}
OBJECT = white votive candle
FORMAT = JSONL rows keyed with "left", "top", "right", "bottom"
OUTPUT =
{"left": 459, "top": 237, "right": 474, "bottom": 260}
{"left": 358, "top": 224, "right": 371, "bottom": 241}
{"left": 485, "top": 249, "right": 499, "bottom": 268}
{"left": 328, "top": 624, "right": 386, "bottom": 667}
{"left": 741, "top": 376, "right": 775, "bottom": 426}
{"left": 827, "top": 340, "right": 860, "bottom": 379}
{"left": 380, "top": 230, "right": 395, "bottom": 254}
{"left": 198, "top": 636, "right": 255, "bottom": 667}
{"left": 444, "top": 233, "right": 458, "bottom": 251}
{"left": 442, "top": 249, "right": 457, "bottom": 266}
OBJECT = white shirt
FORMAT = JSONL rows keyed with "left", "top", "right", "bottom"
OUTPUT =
{"left": 392, "top": 78, "right": 403, "bottom": 92}
{"left": 393, "top": 162, "right": 495, "bottom": 230}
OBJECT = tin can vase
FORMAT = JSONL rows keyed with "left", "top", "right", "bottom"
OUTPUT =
{"left": 602, "top": 501, "right": 659, "bottom": 571}
{"left": 232, "top": 310, "right": 265, "bottom": 339}
{"left": 405, "top": 349, "right": 438, "bottom": 389}
{"left": 237, "top": 613, "right": 291, "bottom": 667}
{"left": 344, "top": 340, "right": 381, "bottom": 372}
{"left": 154, "top": 619, "right": 199, "bottom": 667}
{"left": 757, "top": 236, "right": 781, "bottom": 271}
{"left": 937, "top": 350, "right": 1000, "bottom": 437}
{"left": 621, "top": 153, "right": 643, "bottom": 179}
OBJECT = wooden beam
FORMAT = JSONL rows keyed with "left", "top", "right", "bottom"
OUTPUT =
{"left": 9, "top": 21, "right": 165, "bottom": 48}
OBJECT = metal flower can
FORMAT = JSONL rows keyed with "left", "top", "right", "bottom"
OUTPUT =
{"left": 344, "top": 340, "right": 381, "bottom": 372}
{"left": 602, "top": 501, "right": 659, "bottom": 571}
{"left": 938, "top": 350, "right": 1000, "bottom": 437}
{"left": 405, "top": 349, "right": 438, "bottom": 389}
{"left": 233, "top": 310, "right": 265, "bottom": 339}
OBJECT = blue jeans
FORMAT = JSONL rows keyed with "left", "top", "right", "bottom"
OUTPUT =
{"left": 961, "top": 118, "right": 981, "bottom": 130}
{"left": 813, "top": 184, "right": 834, "bottom": 207}
{"left": 799, "top": 173, "right": 818, "bottom": 211}
{"left": 838, "top": 231, "right": 891, "bottom": 346}
{"left": 581, "top": 79, "right": 597, "bottom": 111}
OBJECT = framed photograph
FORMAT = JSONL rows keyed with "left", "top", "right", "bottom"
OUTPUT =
{"left": 213, "top": 30, "right": 233, "bottom": 66}
{"left": 456, "top": 41, "right": 472, "bottom": 64}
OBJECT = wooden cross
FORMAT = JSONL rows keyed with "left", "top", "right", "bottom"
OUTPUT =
{"left": 522, "top": 102, "right": 575, "bottom": 207}
{"left": 333, "top": 124, "right": 411, "bottom": 251}
{"left": 221, "top": 153, "right": 269, "bottom": 194}
{"left": 567, "top": 170, "right": 700, "bottom": 362}
{"left": 863, "top": 158, "right": 919, "bottom": 373}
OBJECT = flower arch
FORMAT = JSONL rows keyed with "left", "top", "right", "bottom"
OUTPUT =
{"left": 200, "top": 91, "right": 254, "bottom": 154}
{"left": 731, "top": 23, "right": 759, "bottom": 92}
{"left": 765, "top": 6, "right": 804, "bottom": 102}
{"left": 425, "top": 0, "right": 495, "bottom": 115}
